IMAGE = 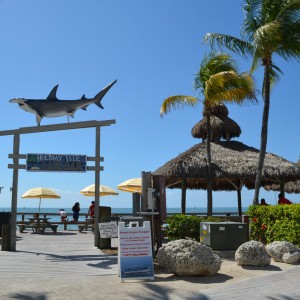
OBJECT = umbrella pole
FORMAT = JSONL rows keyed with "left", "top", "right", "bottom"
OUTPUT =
{"left": 39, "top": 197, "right": 41, "bottom": 214}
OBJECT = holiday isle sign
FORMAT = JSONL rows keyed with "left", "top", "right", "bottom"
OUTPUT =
{"left": 26, "top": 153, "right": 87, "bottom": 172}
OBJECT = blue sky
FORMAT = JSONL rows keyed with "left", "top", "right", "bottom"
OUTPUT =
{"left": 0, "top": 0, "right": 299, "bottom": 210}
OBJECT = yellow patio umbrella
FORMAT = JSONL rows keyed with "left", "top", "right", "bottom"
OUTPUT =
{"left": 22, "top": 187, "right": 61, "bottom": 213}
{"left": 80, "top": 184, "right": 119, "bottom": 197}
{"left": 117, "top": 178, "right": 142, "bottom": 194}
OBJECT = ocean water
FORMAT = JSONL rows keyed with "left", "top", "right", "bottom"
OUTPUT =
{"left": 1, "top": 206, "right": 247, "bottom": 222}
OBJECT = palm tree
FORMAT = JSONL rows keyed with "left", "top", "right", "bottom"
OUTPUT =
{"left": 204, "top": 0, "right": 300, "bottom": 204}
{"left": 160, "top": 52, "right": 256, "bottom": 216}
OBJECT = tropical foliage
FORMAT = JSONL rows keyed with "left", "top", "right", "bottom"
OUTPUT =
{"left": 165, "top": 214, "right": 222, "bottom": 241}
{"left": 246, "top": 204, "right": 300, "bottom": 247}
{"left": 204, "top": 0, "right": 300, "bottom": 204}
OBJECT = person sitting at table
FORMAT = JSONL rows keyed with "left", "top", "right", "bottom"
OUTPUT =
{"left": 260, "top": 198, "right": 269, "bottom": 206}
{"left": 87, "top": 201, "right": 95, "bottom": 219}
{"left": 278, "top": 193, "right": 293, "bottom": 205}
{"left": 71, "top": 202, "right": 80, "bottom": 223}
{"left": 58, "top": 209, "right": 68, "bottom": 222}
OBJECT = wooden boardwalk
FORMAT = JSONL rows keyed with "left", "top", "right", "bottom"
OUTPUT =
{"left": 0, "top": 230, "right": 118, "bottom": 280}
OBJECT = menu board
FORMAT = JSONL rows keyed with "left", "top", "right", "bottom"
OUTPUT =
{"left": 118, "top": 221, "right": 154, "bottom": 282}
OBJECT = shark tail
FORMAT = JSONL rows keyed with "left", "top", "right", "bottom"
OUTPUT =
{"left": 93, "top": 80, "right": 117, "bottom": 109}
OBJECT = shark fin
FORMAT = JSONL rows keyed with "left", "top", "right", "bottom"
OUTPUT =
{"left": 81, "top": 105, "right": 88, "bottom": 110}
{"left": 93, "top": 80, "right": 117, "bottom": 109}
{"left": 81, "top": 94, "right": 87, "bottom": 100}
{"left": 67, "top": 110, "right": 76, "bottom": 118}
{"left": 46, "top": 85, "right": 59, "bottom": 100}
{"left": 36, "top": 114, "right": 42, "bottom": 126}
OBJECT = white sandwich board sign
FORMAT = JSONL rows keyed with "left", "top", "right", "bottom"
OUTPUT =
{"left": 118, "top": 221, "right": 154, "bottom": 282}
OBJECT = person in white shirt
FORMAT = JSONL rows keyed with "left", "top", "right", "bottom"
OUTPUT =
{"left": 58, "top": 209, "right": 68, "bottom": 222}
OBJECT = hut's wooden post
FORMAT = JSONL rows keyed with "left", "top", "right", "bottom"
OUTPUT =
{"left": 153, "top": 175, "right": 166, "bottom": 250}
{"left": 181, "top": 179, "right": 187, "bottom": 214}
{"left": 141, "top": 171, "right": 152, "bottom": 211}
{"left": 237, "top": 189, "right": 242, "bottom": 216}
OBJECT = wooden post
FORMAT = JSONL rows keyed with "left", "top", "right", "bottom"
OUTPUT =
{"left": 181, "top": 179, "right": 187, "bottom": 214}
{"left": 141, "top": 171, "right": 152, "bottom": 211}
{"left": 237, "top": 189, "right": 242, "bottom": 216}
{"left": 10, "top": 133, "right": 20, "bottom": 251}
{"left": 94, "top": 125, "right": 101, "bottom": 247}
{"left": 132, "top": 192, "right": 140, "bottom": 216}
{"left": 152, "top": 175, "right": 166, "bottom": 250}
{"left": 98, "top": 206, "right": 111, "bottom": 249}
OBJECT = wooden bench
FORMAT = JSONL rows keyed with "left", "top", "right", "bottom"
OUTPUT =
{"left": 78, "top": 222, "right": 94, "bottom": 233}
{"left": 18, "top": 223, "right": 58, "bottom": 233}
{"left": 18, "top": 223, "right": 46, "bottom": 233}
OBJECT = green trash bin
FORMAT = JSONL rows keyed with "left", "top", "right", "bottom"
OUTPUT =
{"left": 0, "top": 212, "right": 11, "bottom": 237}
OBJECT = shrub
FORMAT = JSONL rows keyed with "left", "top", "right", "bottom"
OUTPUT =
{"left": 246, "top": 204, "right": 300, "bottom": 247}
{"left": 166, "top": 214, "right": 222, "bottom": 241}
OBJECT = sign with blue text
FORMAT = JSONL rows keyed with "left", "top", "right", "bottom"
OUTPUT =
{"left": 26, "top": 153, "right": 87, "bottom": 172}
{"left": 118, "top": 221, "right": 154, "bottom": 282}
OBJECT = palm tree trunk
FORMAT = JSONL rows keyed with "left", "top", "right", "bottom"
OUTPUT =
{"left": 253, "top": 63, "right": 271, "bottom": 205}
{"left": 206, "top": 110, "right": 213, "bottom": 216}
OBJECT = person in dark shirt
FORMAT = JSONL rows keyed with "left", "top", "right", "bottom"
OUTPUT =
{"left": 260, "top": 198, "right": 269, "bottom": 206}
{"left": 71, "top": 202, "right": 80, "bottom": 222}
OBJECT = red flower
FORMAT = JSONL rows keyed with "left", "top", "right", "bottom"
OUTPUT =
{"left": 253, "top": 217, "right": 257, "bottom": 222}
{"left": 261, "top": 224, "right": 267, "bottom": 230}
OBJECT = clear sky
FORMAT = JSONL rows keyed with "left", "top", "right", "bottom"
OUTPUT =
{"left": 0, "top": 0, "right": 299, "bottom": 210}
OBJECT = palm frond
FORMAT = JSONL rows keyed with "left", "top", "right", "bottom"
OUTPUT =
{"left": 194, "top": 51, "right": 238, "bottom": 90}
{"left": 204, "top": 71, "right": 257, "bottom": 105}
{"left": 276, "top": 20, "right": 300, "bottom": 61}
{"left": 204, "top": 33, "right": 254, "bottom": 57}
{"left": 242, "top": 0, "right": 263, "bottom": 40}
{"left": 276, "top": 0, "right": 300, "bottom": 23}
{"left": 250, "top": 50, "right": 261, "bottom": 73}
{"left": 160, "top": 96, "right": 199, "bottom": 117}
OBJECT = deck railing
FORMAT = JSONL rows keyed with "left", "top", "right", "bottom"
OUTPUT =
{"left": 16, "top": 211, "right": 243, "bottom": 230}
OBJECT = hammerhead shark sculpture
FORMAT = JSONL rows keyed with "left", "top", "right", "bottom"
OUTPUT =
{"left": 9, "top": 80, "right": 117, "bottom": 126}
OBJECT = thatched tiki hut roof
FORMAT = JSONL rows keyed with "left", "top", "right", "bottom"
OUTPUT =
{"left": 265, "top": 180, "right": 300, "bottom": 193}
{"left": 191, "top": 104, "right": 241, "bottom": 141}
{"left": 153, "top": 141, "right": 300, "bottom": 214}
{"left": 264, "top": 159, "right": 300, "bottom": 194}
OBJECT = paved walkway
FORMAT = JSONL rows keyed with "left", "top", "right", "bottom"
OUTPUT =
{"left": 0, "top": 230, "right": 299, "bottom": 299}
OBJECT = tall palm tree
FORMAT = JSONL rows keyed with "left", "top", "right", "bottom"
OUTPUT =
{"left": 204, "top": 0, "right": 300, "bottom": 204}
{"left": 160, "top": 52, "right": 256, "bottom": 216}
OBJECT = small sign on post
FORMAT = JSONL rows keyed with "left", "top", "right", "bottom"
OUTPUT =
{"left": 118, "top": 221, "right": 154, "bottom": 282}
{"left": 26, "top": 153, "right": 87, "bottom": 172}
{"left": 98, "top": 221, "right": 118, "bottom": 238}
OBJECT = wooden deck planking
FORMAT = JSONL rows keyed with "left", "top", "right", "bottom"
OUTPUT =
{"left": 0, "top": 230, "right": 118, "bottom": 279}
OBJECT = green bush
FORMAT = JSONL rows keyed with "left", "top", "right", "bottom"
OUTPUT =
{"left": 245, "top": 204, "right": 300, "bottom": 247}
{"left": 166, "top": 214, "right": 222, "bottom": 241}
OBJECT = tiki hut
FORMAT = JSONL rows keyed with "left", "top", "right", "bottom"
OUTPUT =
{"left": 153, "top": 141, "right": 300, "bottom": 215}
{"left": 154, "top": 104, "right": 300, "bottom": 215}
{"left": 191, "top": 104, "right": 241, "bottom": 141}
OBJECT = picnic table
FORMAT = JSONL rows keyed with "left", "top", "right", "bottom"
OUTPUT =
{"left": 18, "top": 217, "right": 58, "bottom": 234}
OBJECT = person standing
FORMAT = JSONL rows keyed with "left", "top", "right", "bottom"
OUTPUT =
{"left": 87, "top": 201, "right": 95, "bottom": 218}
{"left": 71, "top": 202, "right": 80, "bottom": 222}
{"left": 58, "top": 209, "right": 68, "bottom": 222}
{"left": 278, "top": 193, "right": 293, "bottom": 205}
